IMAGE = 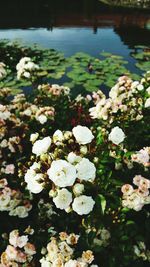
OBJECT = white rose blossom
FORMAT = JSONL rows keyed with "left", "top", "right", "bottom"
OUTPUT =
{"left": 72, "top": 125, "right": 94, "bottom": 145}
{"left": 53, "top": 130, "right": 64, "bottom": 143}
{"left": 72, "top": 195, "right": 95, "bottom": 215}
{"left": 30, "top": 133, "right": 39, "bottom": 142}
{"left": 76, "top": 158, "right": 96, "bottom": 181}
{"left": 145, "top": 98, "right": 150, "bottom": 108}
{"left": 47, "top": 160, "right": 77, "bottom": 187}
{"left": 37, "top": 114, "right": 47, "bottom": 124}
{"left": 53, "top": 189, "right": 72, "bottom": 210}
{"left": 32, "top": 136, "right": 51, "bottom": 156}
{"left": 25, "top": 168, "right": 44, "bottom": 194}
{"left": 108, "top": 126, "right": 125, "bottom": 145}
{"left": 67, "top": 152, "right": 82, "bottom": 165}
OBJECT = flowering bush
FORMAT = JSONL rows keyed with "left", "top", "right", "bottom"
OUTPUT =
{"left": 0, "top": 56, "right": 150, "bottom": 267}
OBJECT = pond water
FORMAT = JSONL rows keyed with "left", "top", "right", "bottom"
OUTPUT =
{"left": 0, "top": 0, "right": 150, "bottom": 69}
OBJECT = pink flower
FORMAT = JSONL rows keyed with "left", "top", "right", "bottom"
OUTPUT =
{"left": 133, "top": 175, "right": 143, "bottom": 186}
{"left": 5, "top": 245, "right": 17, "bottom": 260}
{"left": 121, "top": 184, "right": 134, "bottom": 196}
{"left": 24, "top": 243, "right": 36, "bottom": 255}
{"left": 16, "top": 251, "right": 27, "bottom": 263}
{"left": 5, "top": 164, "right": 15, "bottom": 174}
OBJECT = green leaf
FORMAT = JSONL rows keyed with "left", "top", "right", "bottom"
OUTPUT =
{"left": 98, "top": 194, "right": 106, "bottom": 214}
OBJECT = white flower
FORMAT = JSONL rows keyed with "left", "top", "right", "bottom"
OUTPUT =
{"left": 108, "top": 126, "right": 125, "bottom": 145}
{"left": 30, "top": 162, "right": 41, "bottom": 170}
{"left": 9, "top": 230, "right": 19, "bottom": 247}
{"left": 5, "top": 245, "right": 17, "bottom": 260}
{"left": 59, "top": 241, "right": 73, "bottom": 256}
{"left": 17, "top": 235, "right": 28, "bottom": 248}
{"left": 65, "top": 260, "right": 78, "bottom": 267}
{"left": 30, "top": 133, "right": 39, "bottom": 142}
{"left": 80, "top": 145, "right": 88, "bottom": 155}
{"left": 40, "top": 258, "right": 51, "bottom": 267}
{"left": 72, "top": 195, "right": 95, "bottom": 215}
{"left": 53, "top": 189, "right": 72, "bottom": 210}
{"left": 67, "top": 152, "right": 82, "bottom": 164}
{"left": 47, "top": 160, "right": 77, "bottom": 187}
{"left": 73, "top": 183, "right": 84, "bottom": 196}
{"left": 121, "top": 184, "right": 134, "bottom": 196}
{"left": 72, "top": 125, "right": 94, "bottom": 145}
{"left": 32, "top": 137, "right": 51, "bottom": 156}
{"left": 23, "top": 71, "right": 31, "bottom": 78}
{"left": 145, "top": 98, "right": 150, "bottom": 108}
{"left": 137, "top": 84, "right": 144, "bottom": 91}
{"left": 16, "top": 57, "right": 39, "bottom": 80}
{"left": 23, "top": 109, "right": 32, "bottom": 116}
{"left": 146, "top": 86, "right": 150, "bottom": 95}
{"left": 27, "top": 174, "right": 44, "bottom": 194}
{"left": 15, "top": 206, "right": 29, "bottom": 218}
{"left": 76, "top": 158, "right": 96, "bottom": 181}
{"left": 37, "top": 115, "right": 47, "bottom": 124}
{"left": 53, "top": 130, "right": 64, "bottom": 143}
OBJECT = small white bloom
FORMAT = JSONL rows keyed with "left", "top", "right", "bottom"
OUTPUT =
{"left": 37, "top": 115, "right": 47, "bottom": 124}
{"left": 47, "top": 160, "right": 77, "bottom": 187}
{"left": 65, "top": 260, "right": 78, "bottom": 267}
{"left": 72, "top": 125, "right": 94, "bottom": 145}
{"left": 23, "top": 71, "right": 31, "bottom": 78}
{"left": 67, "top": 152, "right": 82, "bottom": 164}
{"left": 76, "top": 158, "right": 96, "bottom": 181}
{"left": 30, "top": 133, "right": 39, "bottom": 142}
{"left": 40, "top": 258, "right": 51, "bottom": 267}
{"left": 53, "top": 189, "right": 72, "bottom": 210}
{"left": 145, "top": 98, "right": 150, "bottom": 108}
{"left": 15, "top": 206, "right": 29, "bottom": 218}
{"left": 108, "top": 126, "right": 125, "bottom": 145}
{"left": 53, "top": 130, "right": 64, "bottom": 143}
{"left": 32, "top": 137, "right": 51, "bottom": 156}
{"left": 72, "top": 195, "right": 95, "bottom": 215}
{"left": 137, "top": 84, "right": 144, "bottom": 91}
{"left": 73, "top": 183, "right": 84, "bottom": 196}
{"left": 27, "top": 174, "right": 44, "bottom": 194}
{"left": 17, "top": 235, "right": 28, "bottom": 248}
{"left": 23, "top": 109, "right": 32, "bottom": 116}
{"left": 80, "top": 145, "right": 88, "bottom": 155}
{"left": 146, "top": 86, "right": 150, "bottom": 95}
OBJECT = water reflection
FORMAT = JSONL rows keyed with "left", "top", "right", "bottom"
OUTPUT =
{"left": 0, "top": 0, "right": 150, "bottom": 57}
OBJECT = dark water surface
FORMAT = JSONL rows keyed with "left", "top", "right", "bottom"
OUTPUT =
{"left": 0, "top": 0, "right": 150, "bottom": 71}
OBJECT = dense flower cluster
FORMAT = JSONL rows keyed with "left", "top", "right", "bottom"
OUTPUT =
{"left": 24, "top": 126, "right": 96, "bottom": 215}
{"left": 0, "top": 63, "right": 150, "bottom": 267}
{"left": 131, "top": 147, "right": 150, "bottom": 167}
{"left": 0, "top": 178, "right": 32, "bottom": 218}
{"left": 38, "top": 83, "right": 70, "bottom": 96}
{"left": 16, "top": 57, "right": 39, "bottom": 80}
{"left": 0, "top": 229, "right": 36, "bottom": 266}
{"left": 40, "top": 232, "right": 96, "bottom": 267}
{"left": 121, "top": 175, "right": 150, "bottom": 211}
{"left": 89, "top": 75, "right": 149, "bottom": 124}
